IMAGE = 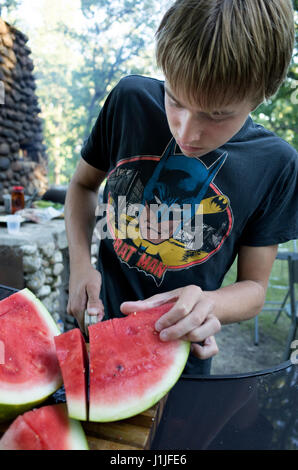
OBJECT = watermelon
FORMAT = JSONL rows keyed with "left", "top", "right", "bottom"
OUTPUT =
{"left": 54, "top": 329, "right": 89, "bottom": 421}
{"left": 88, "top": 302, "right": 190, "bottom": 422}
{"left": 0, "top": 404, "right": 89, "bottom": 450}
{"left": 0, "top": 289, "right": 62, "bottom": 422}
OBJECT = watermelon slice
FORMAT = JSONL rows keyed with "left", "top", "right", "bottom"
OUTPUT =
{"left": 0, "top": 289, "right": 62, "bottom": 422}
{"left": 0, "top": 404, "right": 89, "bottom": 450}
{"left": 88, "top": 302, "right": 190, "bottom": 422}
{"left": 54, "top": 328, "right": 89, "bottom": 421}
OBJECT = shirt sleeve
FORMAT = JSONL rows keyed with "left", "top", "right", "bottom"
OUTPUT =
{"left": 80, "top": 86, "right": 118, "bottom": 173}
{"left": 239, "top": 150, "right": 298, "bottom": 246}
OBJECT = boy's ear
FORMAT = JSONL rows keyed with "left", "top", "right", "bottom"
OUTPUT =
{"left": 251, "top": 103, "right": 262, "bottom": 112}
{"left": 250, "top": 96, "right": 264, "bottom": 113}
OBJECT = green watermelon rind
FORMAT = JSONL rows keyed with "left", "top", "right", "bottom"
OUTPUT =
{"left": 89, "top": 340, "right": 191, "bottom": 422}
{"left": 0, "top": 398, "right": 49, "bottom": 424}
{"left": 66, "top": 397, "right": 87, "bottom": 422}
{"left": 19, "top": 288, "right": 61, "bottom": 338}
{"left": 68, "top": 417, "right": 89, "bottom": 450}
{"left": 0, "top": 288, "right": 63, "bottom": 422}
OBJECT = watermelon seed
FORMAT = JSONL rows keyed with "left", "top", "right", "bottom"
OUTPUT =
{"left": 116, "top": 364, "right": 124, "bottom": 371}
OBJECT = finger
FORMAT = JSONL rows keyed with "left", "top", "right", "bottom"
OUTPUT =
{"left": 155, "top": 285, "right": 202, "bottom": 333}
{"left": 159, "top": 309, "right": 220, "bottom": 342}
{"left": 69, "top": 307, "right": 85, "bottom": 334}
{"left": 181, "top": 315, "right": 221, "bottom": 343}
{"left": 67, "top": 293, "right": 87, "bottom": 329}
{"left": 86, "top": 283, "right": 104, "bottom": 319}
{"left": 120, "top": 289, "right": 181, "bottom": 315}
{"left": 191, "top": 336, "right": 219, "bottom": 360}
{"left": 87, "top": 298, "right": 104, "bottom": 319}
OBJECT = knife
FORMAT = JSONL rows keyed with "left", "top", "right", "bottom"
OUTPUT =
{"left": 84, "top": 309, "right": 100, "bottom": 338}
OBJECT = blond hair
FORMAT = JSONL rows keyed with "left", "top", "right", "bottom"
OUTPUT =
{"left": 156, "top": 0, "right": 295, "bottom": 109}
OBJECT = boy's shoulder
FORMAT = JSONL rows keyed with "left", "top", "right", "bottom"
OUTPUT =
{"left": 118, "top": 74, "right": 164, "bottom": 88}
{"left": 239, "top": 116, "right": 298, "bottom": 164}
{"left": 113, "top": 74, "right": 165, "bottom": 99}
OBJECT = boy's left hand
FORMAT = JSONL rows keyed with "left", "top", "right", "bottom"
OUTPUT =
{"left": 120, "top": 285, "right": 221, "bottom": 359}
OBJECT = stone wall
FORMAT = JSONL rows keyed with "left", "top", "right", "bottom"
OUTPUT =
{"left": 0, "top": 18, "right": 48, "bottom": 201}
{"left": 17, "top": 231, "right": 99, "bottom": 332}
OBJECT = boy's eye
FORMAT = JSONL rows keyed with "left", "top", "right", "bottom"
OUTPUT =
{"left": 171, "top": 100, "right": 182, "bottom": 108}
{"left": 207, "top": 113, "right": 226, "bottom": 121}
{"left": 167, "top": 96, "right": 182, "bottom": 108}
{"left": 207, "top": 112, "right": 234, "bottom": 122}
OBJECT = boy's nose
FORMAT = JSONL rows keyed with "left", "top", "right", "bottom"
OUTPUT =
{"left": 177, "top": 111, "right": 202, "bottom": 144}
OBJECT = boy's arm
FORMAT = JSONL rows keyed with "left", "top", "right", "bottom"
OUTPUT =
{"left": 64, "top": 158, "right": 107, "bottom": 330}
{"left": 206, "top": 244, "right": 279, "bottom": 324}
{"left": 121, "top": 244, "right": 278, "bottom": 358}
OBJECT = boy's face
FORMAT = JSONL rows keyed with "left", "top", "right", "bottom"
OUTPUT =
{"left": 164, "top": 81, "right": 254, "bottom": 158}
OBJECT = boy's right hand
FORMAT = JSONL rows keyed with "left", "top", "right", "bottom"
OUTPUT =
{"left": 66, "top": 264, "right": 104, "bottom": 332}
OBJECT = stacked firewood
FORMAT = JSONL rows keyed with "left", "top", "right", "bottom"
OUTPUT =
{"left": 0, "top": 18, "right": 48, "bottom": 201}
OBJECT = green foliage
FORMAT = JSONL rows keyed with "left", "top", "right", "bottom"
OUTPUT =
{"left": 65, "top": 0, "right": 164, "bottom": 139}
{"left": 252, "top": 5, "right": 298, "bottom": 150}
{"left": 0, "top": 0, "right": 21, "bottom": 12}
{"left": 5, "top": 0, "right": 298, "bottom": 184}
{"left": 0, "top": 0, "right": 21, "bottom": 24}
{"left": 252, "top": 57, "right": 298, "bottom": 150}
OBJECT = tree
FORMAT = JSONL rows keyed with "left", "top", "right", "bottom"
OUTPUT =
{"left": 13, "top": 0, "right": 169, "bottom": 183}
{"left": 13, "top": 0, "right": 88, "bottom": 184}
{"left": 0, "top": 0, "right": 21, "bottom": 23}
{"left": 66, "top": 0, "right": 167, "bottom": 139}
{"left": 252, "top": 3, "right": 298, "bottom": 150}
{"left": 7, "top": 0, "right": 296, "bottom": 185}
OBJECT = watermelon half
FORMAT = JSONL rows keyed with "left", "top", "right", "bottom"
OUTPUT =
{"left": 54, "top": 328, "right": 89, "bottom": 421}
{"left": 0, "top": 404, "right": 89, "bottom": 450}
{"left": 88, "top": 302, "right": 190, "bottom": 422}
{"left": 0, "top": 289, "right": 62, "bottom": 422}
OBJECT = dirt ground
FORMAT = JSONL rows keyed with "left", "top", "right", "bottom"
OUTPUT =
{"left": 210, "top": 313, "right": 297, "bottom": 375}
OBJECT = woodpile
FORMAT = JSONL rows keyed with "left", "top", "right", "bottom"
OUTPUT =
{"left": 0, "top": 18, "right": 48, "bottom": 201}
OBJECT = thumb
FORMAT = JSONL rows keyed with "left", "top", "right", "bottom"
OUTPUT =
{"left": 86, "top": 286, "right": 104, "bottom": 319}
{"left": 120, "top": 293, "right": 178, "bottom": 315}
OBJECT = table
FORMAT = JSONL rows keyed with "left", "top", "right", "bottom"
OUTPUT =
{"left": 151, "top": 361, "right": 298, "bottom": 450}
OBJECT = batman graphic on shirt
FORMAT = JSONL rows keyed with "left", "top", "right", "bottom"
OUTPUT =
{"left": 99, "top": 138, "right": 233, "bottom": 286}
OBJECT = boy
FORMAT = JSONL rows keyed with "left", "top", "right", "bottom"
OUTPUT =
{"left": 65, "top": 0, "right": 298, "bottom": 374}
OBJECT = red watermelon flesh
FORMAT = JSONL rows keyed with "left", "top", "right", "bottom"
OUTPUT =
{"left": 54, "top": 329, "right": 89, "bottom": 421}
{"left": 0, "top": 404, "right": 89, "bottom": 450}
{"left": 0, "top": 289, "right": 62, "bottom": 422}
{"left": 89, "top": 302, "right": 190, "bottom": 422}
{"left": 0, "top": 415, "right": 43, "bottom": 450}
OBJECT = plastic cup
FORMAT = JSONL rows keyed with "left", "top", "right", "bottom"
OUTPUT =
{"left": 6, "top": 214, "right": 22, "bottom": 235}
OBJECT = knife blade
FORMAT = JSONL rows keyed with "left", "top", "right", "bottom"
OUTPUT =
{"left": 84, "top": 309, "right": 100, "bottom": 338}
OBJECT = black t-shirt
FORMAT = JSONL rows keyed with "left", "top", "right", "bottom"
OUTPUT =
{"left": 81, "top": 75, "right": 298, "bottom": 373}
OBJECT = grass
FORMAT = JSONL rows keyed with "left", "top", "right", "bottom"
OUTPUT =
{"left": 210, "top": 241, "right": 297, "bottom": 374}
{"left": 221, "top": 240, "right": 298, "bottom": 345}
